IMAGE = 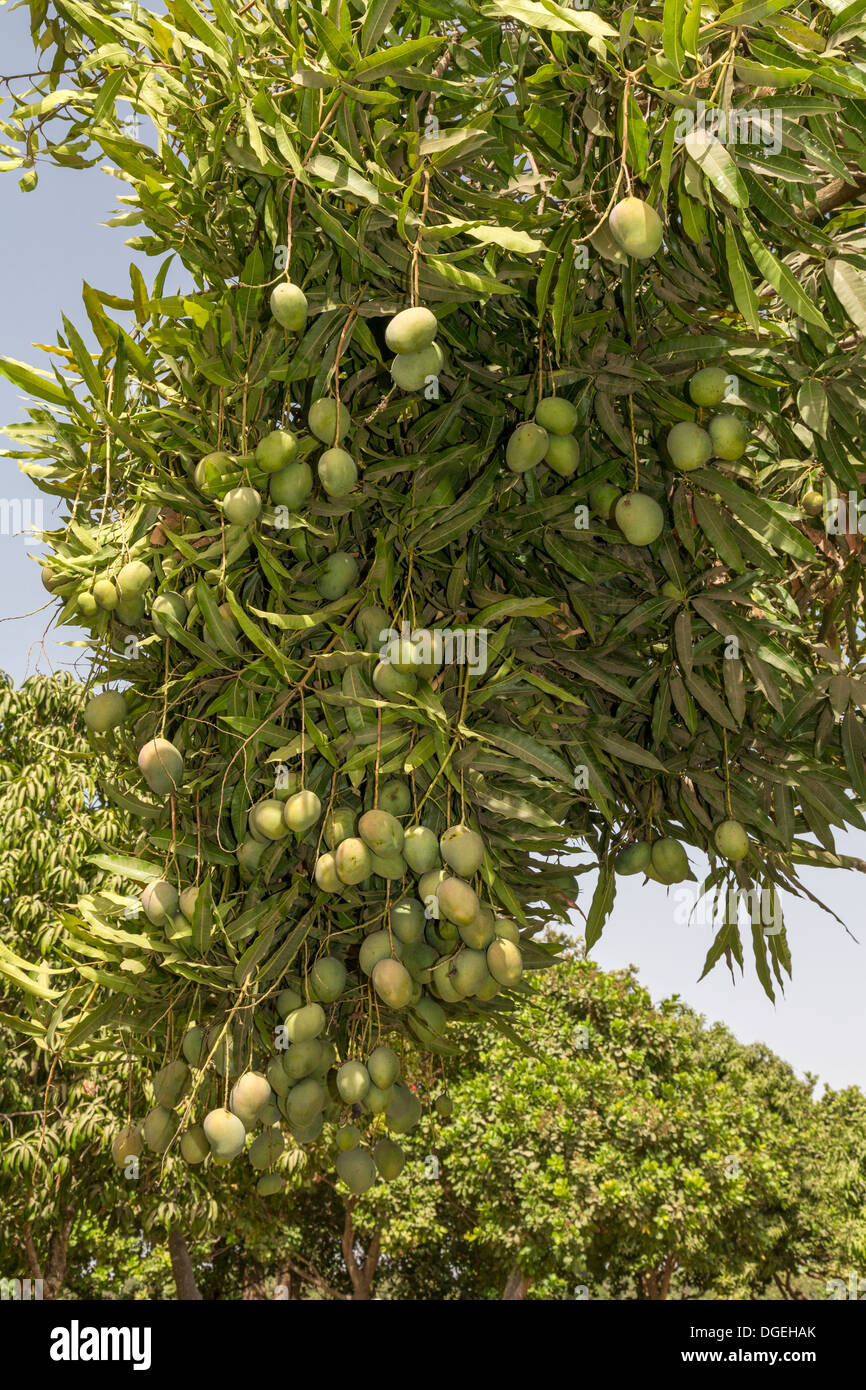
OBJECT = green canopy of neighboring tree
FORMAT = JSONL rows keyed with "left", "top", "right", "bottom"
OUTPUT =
{"left": 348, "top": 950, "right": 866, "bottom": 1300}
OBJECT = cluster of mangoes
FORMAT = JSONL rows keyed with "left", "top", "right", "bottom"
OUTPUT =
{"left": 194, "top": 396, "right": 358, "bottom": 543}
{"left": 109, "top": 793, "right": 524, "bottom": 1192}
{"left": 615, "top": 818, "right": 750, "bottom": 882}
{"left": 385, "top": 306, "right": 445, "bottom": 393}
{"left": 109, "top": 1037, "right": 436, "bottom": 1196}
{"left": 506, "top": 396, "right": 580, "bottom": 479}
{"left": 665, "top": 367, "right": 749, "bottom": 471}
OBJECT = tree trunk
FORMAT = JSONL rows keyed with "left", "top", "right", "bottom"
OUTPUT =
{"left": 168, "top": 1230, "right": 203, "bottom": 1301}
{"left": 641, "top": 1254, "right": 676, "bottom": 1300}
{"left": 242, "top": 1257, "right": 268, "bottom": 1300}
{"left": 341, "top": 1201, "right": 380, "bottom": 1300}
{"left": 23, "top": 1207, "right": 75, "bottom": 1299}
{"left": 502, "top": 1267, "right": 531, "bottom": 1300}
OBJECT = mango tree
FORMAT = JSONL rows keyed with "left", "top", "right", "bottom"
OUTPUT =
{"left": 3, "top": 0, "right": 866, "bottom": 1206}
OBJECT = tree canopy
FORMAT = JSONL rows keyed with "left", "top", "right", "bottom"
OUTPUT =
{"left": 3, "top": 0, "right": 866, "bottom": 1245}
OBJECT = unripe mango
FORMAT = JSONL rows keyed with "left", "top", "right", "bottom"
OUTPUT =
{"left": 487, "top": 938, "right": 523, "bottom": 987}
{"left": 286, "top": 1077, "right": 326, "bottom": 1127}
{"left": 309, "top": 397, "right": 351, "bottom": 445}
{"left": 230, "top": 1072, "right": 272, "bottom": 1127}
{"left": 364, "top": 1082, "right": 392, "bottom": 1115}
{"left": 431, "top": 958, "right": 462, "bottom": 1002}
{"left": 370, "top": 850, "right": 405, "bottom": 880}
{"left": 117, "top": 560, "right": 152, "bottom": 596}
{"left": 314, "top": 852, "right": 342, "bottom": 894}
{"left": 709, "top": 413, "right": 748, "bottom": 460}
{"left": 689, "top": 367, "right": 728, "bottom": 408}
{"left": 140, "top": 884, "right": 179, "bottom": 928}
{"left": 651, "top": 837, "right": 690, "bottom": 884}
{"left": 608, "top": 197, "right": 663, "bottom": 259}
{"left": 437, "top": 877, "right": 480, "bottom": 928}
{"left": 378, "top": 780, "right": 412, "bottom": 817}
{"left": 153, "top": 1060, "right": 190, "bottom": 1109}
{"left": 615, "top": 492, "right": 664, "bottom": 546}
{"left": 506, "top": 422, "right": 548, "bottom": 473}
{"left": 284, "top": 789, "right": 322, "bottom": 835}
{"left": 614, "top": 841, "right": 652, "bottom": 876}
{"left": 391, "top": 342, "right": 444, "bottom": 392}
{"left": 390, "top": 897, "right": 425, "bottom": 944}
{"left": 203, "top": 1107, "right": 246, "bottom": 1159}
{"left": 714, "top": 819, "right": 749, "bottom": 861}
{"left": 589, "top": 483, "right": 621, "bottom": 520}
{"left": 285, "top": 1002, "right": 326, "bottom": 1043}
{"left": 460, "top": 904, "right": 495, "bottom": 950}
{"left": 337, "top": 1123, "right": 361, "bottom": 1151}
{"left": 440, "top": 825, "right": 484, "bottom": 877}
{"left": 413, "top": 995, "right": 446, "bottom": 1036}
{"left": 194, "top": 450, "right": 235, "bottom": 495}
{"left": 151, "top": 591, "right": 187, "bottom": 639}
{"left": 359, "top": 931, "right": 395, "bottom": 976}
{"left": 248, "top": 1127, "right": 285, "bottom": 1170}
{"left": 318, "top": 447, "right": 357, "bottom": 497}
{"left": 267, "top": 1056, "right": 291, "bottom": 1096}
{"left": 111, "top": 1123, "right": 142, "bottom": 1168}
{"left": 270, "top": 281, "right": 308, "bottom": 332}
{"left": 182, "top": 1025, "right": 205, "bottom": 1068}
{"left": 310, "top": 955, "right": 347, "bottom": 1002}
{"left": 317, "top": 550, "right": 358, "bottom": 600}
{"left": 250, "top": 798, "right": 290, "bottom": 841}
{"left": 336, "top": 1145, "right": 377, "bottom": 1194}
{"left": 403, "top": 825, "right": 440, "bottom": 874}
{"left": 270, "top": 460, "right": 313, "bottom": 509}
{"left": 374, "top": 1137, "right": 405, "bottom": 1180}
{"left": 337, "top": 1060, "right": 371, "bottom": 1104}
{"left": 359, "top": 808, "right": 404, "bottom": 856}
{"left": 372, "top": 957, "right": 413, "bottom": 1009}
{"left": 284, "top": 1039, "right": 324, "bottom": 1079}
{"left": 367, "top": 1045, "right": 400, "bottom": 1090}
{"left": 385, "top": 306, "right": 438, "bottom": 355}
{"left": 453, "top": 947, "right": 490, "bottom": 996}
{"left": 372, "top": 661, "right": 417, "bottom": 698}
{"left": 355, "top": 604, "right": 390, "bottom": 648}
{"left": 84, "top": 689, "right": 128, "bottom": 734}
{"left": 276, "top": 985, "right": 303, "bottom": 1018}
{"left": 255, "top": 428, "right": 298, "bottom": 472}
{"left": 93, "top": 579, "right": 118, "bottom": 610}
{"left": 667, "top": 421, "right": 712, "bottom": 471}
{"left": 385, "top": 1082, "right": 422, "bottom": 1135}
{"left": 237, "top": 838, "right": 266, "bottom": 874}
{"left": 545, "top": 434, "right": 580, "bottom": 478}
{"left": 418, "top": 867, "right": 448, "bottom": 907}
{"left": 223, "top": 486, "right": 262, "bottom": 526}
{"left": 335, "top": 836, "right": 372, "bottom": 885}
{"left": 138, "top": 738, "right": 184, "bottom": 796}
{"left": 143, "top": 1106, "right": 178, "bottom": 1154}
{"left": 536, "top": 396, "right": 578, "bottom": 435}
{"left": 181, "top": 1125, "right": 210, "bottom": 1165}
{"left": 257, "top": 1173, "right": 285, "bottom": 1196}
{"left": 323, "top": 805, "right": 357, "bottom": 849}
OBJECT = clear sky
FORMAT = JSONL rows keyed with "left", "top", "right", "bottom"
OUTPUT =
{"left": 1, "top": 5, "right": 864, "bottom": 1095}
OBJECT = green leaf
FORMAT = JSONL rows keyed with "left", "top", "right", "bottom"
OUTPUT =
{"left": 691, "top": 468, "right": 815, "bottom": 561}
{"left": 825, "top": 258, "right": 866, "bottom": 333}
{"left": 797, "top": 380, "right": 829, "bottom": 437}
{"left": 740, "top": 217, "right": 830, "bottom": 330}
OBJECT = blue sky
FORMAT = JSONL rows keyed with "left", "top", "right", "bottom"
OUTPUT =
{"left": 1, "top": 4, "right": 865, "bottom": 1093}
